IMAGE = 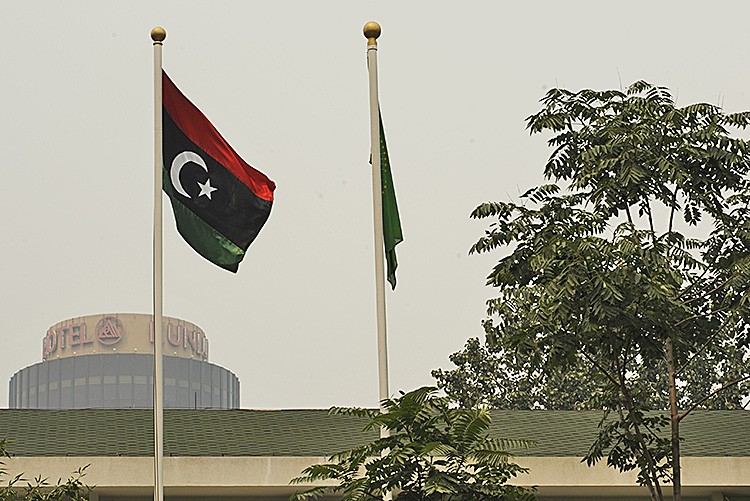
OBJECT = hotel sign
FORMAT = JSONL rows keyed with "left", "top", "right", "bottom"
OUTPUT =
{"left": 42, "top": 320, "right": 93, "bottom": 355}
{"left": 97, "top": 316, "right": 123, "bottom": 345}
{"left": 42, "top": 314, "right": 209, "bottom": 362}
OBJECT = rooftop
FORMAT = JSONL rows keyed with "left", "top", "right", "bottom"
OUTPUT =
{"left": 1, "top": 408, "right": 748, "bottom": 458}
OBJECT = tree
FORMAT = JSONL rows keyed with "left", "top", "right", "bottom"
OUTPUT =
{"left": 290, "top": 387, "right": 536, "bottom": 501}
{"left": 464, "top": 81, "right": 750, "bottom": 501}
{"left": 0, "top": 439, "right": 90, "bottom": 501}
{"left": 433, "top": 337, "right": 602, "bottom": 410}
{"left": 434, "top": 336, "right": 747, "bottom": 411}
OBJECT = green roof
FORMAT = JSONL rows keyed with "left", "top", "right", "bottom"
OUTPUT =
{"left": 0, "top": 409, "right": 747, "bottom": 458}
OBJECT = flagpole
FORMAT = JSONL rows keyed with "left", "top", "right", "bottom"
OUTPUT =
{"left": 364, "top": 22, "right": 390, "bottom": 417}
{"left": 365, "top": 21, "right": 393, "bottom": 501}
{"left": 150, "top": 26, "right": 166, "bottom": 501}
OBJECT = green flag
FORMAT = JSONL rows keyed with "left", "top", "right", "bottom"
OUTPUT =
{"left": 378, "top": 112, "right": 403, "bottom": 289}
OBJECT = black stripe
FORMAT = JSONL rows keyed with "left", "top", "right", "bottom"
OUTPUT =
{"left": 163, "top": 110, "right": 272, "bottom": 250}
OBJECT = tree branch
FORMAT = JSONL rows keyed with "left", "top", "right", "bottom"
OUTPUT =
{"left": 675, "top": 326, "right": 723, "bottom": 377}
{"left": 675, "top": 266, "right": 712, "bottom": 301}
{"left": 625, "top": 205, "right": 635, "bottom": 226}
{"left": 674, "top": 306, "right": 730, "bottom": 328}
{"left": 645, "top": 199, "right": 657, "bottom": 242}
{"left": 680, "top": 276, "right": 734, "bottom": 305}
{"left": 579, "top": 350, "right": 620, "bottom": 388}
{"left": 678, "top": 374, "right": 750, "bottom": 422}
{"left": 613, "top": 350, "right": 664, "bottom": 501}
{"left": 668, "top": 187, "right": 679, "bottom": 234}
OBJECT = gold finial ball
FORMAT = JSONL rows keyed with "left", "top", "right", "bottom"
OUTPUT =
{"left": 363, "top": 21, "right": 381, "bottom": 40}
{"left": 151, "top": 27, "right": 167, "bottom": 42}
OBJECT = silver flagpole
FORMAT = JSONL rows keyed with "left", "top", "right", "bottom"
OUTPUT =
{"left": 364, "top": 21, "right": 391, "bottom": 423}
{"left": 150, "top": 26, "right": 166, "bottom": 501}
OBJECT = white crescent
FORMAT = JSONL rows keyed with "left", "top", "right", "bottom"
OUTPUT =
{"left": 171, "top": 151, "right": 208, "bottom": 198}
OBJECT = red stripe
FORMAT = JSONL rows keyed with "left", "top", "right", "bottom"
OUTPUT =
{"left": 162, "top": 71, "right": 275, "bottom": 202}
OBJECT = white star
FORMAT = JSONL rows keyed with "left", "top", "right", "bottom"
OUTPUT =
{"left": 197, "top": 178, "right": 218, "bottom": 200}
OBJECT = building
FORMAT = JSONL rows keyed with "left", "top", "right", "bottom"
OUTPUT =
{"left": 4, "top": 316, "right": 750, "bottom": 499}
{"left": 0, "top": 408, "right": 748, "bottom": 500}
{"left": 8, "top": 314, "right": 239, "bottom": 409}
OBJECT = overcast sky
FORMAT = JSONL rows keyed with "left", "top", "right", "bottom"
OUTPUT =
{"left": 3, "top": 1, "right": 750, "bottom": 409}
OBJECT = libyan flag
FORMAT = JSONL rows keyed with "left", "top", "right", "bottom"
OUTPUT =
{"left": 162, "top": 71, "right": 275, "bottom": 272}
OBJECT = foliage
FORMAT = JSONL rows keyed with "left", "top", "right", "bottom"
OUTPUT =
{"left": 0, "top": 439, "right": 90, "bottom": 501}
{"left": 434, "top": 336, "right": 747, "bottom": 411}
{"left": 433, "top": 337, "right": 602, "bottom": 410}
{"left": 466, "top": 81, "right": 750, "bottom": 501}
{"left": 585, "top": 409, "right": 671, "bottom": 487}
{"left": 290, "top": 387, "right": 536, "bottom": 501}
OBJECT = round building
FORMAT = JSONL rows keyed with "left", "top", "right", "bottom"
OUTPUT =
{"left": 8, "top": 314, "right": 239, "bottom": 409}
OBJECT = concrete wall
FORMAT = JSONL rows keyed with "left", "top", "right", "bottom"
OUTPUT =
{"left": 3, "top": 455, "right": 749, "bottom": 499}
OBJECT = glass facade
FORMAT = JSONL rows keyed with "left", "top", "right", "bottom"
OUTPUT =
{"left": 9, "top": 354, "right": 239, "bottom": 409}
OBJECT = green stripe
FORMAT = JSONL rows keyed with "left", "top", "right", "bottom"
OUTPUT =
{"left": 163, "top": 169, "right": 244, "bottom": 273}
{"left": 170, "top": 199, "right": 245, "bottom": 272}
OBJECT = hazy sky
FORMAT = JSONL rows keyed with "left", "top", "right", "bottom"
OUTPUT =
{"left": 3, "top": 1, "right": 750, "bottom": 409}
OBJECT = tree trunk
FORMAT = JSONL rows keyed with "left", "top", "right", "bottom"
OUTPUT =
{"left": 616, "top": 407, "right": 661, "bottom": 501}
{"left": 666, "top": 336, "right": 682, "bottom": 501}
{"left": 615, "top": 357, "right": 664, "bottom": 501}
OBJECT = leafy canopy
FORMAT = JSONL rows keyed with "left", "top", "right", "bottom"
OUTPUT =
{"left": 291, "top": 387, "right": 535, "bottom": 501}
{"left": 451, "top": 81, "right": 750, "bottom": 499}
{"left": 472, "top": 81, "right": 750, "bottom": 404}
{"left": 433, "top": 337, "right": 603, "bottom": 410}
